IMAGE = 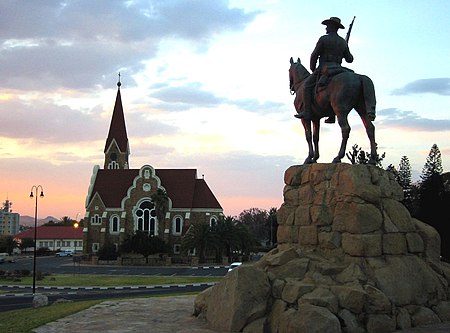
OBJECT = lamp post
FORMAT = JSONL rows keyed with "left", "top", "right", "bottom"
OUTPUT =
{"left": 30, "top": 185, "right": 44, "bottom": 294}
{"left": 73, "top": 221, "right": 79, "bottom": 253}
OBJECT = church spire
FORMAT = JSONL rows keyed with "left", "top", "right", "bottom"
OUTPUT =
{"left": 104, "top": 74, "right": 130, "bottom": 169}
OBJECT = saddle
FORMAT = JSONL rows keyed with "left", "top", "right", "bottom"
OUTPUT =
{"left": 316, "top": 65, "right": 354, "bottom": 92}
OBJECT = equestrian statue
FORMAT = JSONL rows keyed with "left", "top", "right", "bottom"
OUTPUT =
{"left": 290, "top": 17, "right": 377, "bottom": 164}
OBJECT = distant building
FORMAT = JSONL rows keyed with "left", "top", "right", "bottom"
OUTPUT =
{"left": 0, "top": 199, "right": 20, "bottom": 236}
{"left": 14, "top": 226, "right": 83, "bottom": 252}
{"left": 83, "top": 81, "right": 223, "bottom": 256}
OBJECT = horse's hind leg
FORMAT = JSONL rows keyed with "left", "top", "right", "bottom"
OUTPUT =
{"left": 332, "top": 114, "right": 350, "bottom": 163}
{"left": 360, "top": 112, "right": 377, "bottom": 164}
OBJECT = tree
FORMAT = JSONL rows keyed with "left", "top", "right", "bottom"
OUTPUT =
{"left": 416, "top": 144, "right": 448, "bottom": 260}
{"left": 0, "top": 236, "right": 17, "bottom": 255}
{"left": 268, "top": 207, "right": 278, "bottom": 247}
{"left": 182, "top": 222, "right": 215, "bottom": 263}
{"left": 346, "top": 144, "right": 385, "bottom": 167}
{"left": 19, "top": 237, "right": 34, "bottom": 253}
{"left": 420, "top": 144, "right": 443, "bottom": 182}
{"left": 120, "top": 231, "right": 167, "bottom": 263}
{"left": 98, "top": 241, "right": 118, "bottom": 260}
{"left": 151, "top": 188, "right": 169, "bottom": 226}
{"left": 238, "top": 208, "right": 269, "bottom": 245}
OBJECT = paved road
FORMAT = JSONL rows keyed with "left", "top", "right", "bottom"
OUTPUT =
{"left": 0, "top": 283, "right": 214, "bottom": 312}
{"left": 1, "top": 256, "right": 228, "bottom": 276}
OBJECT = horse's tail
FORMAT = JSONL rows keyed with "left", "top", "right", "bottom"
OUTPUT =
{"left": 360, "top": 75, "right": 376, "bottom": 121}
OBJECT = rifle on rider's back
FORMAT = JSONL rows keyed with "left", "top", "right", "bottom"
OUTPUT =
{"left": 345, "top": 16, "right": 356, "bottom": 44}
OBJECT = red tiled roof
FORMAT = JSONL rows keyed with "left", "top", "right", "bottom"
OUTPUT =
{"left": 90, "top": 169, "right": 139, "bottom": 207}
{"left": 104, "top": 88, "right": 129, "bottom": 153}
{"left": 192, "top": 178, "right": 222, "bottom": 209}
{"left": 87, "top": 168, "right": 222, "bottom": 210}
{"left": 15, "top": 226, "right": 83, "bottom": 240}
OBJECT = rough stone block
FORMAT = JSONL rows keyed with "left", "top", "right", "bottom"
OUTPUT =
{"left": 331, "top": 285, "right": 366, "bottom": 313}
{"left": 284, "top": 165, "right": 306, "bottom": 186}
{"left": 382, "top": 199, "right": 415, "bottom": 232}
{"left": 406, "top": 232, "right": 424, "bottom": 253}
{"left": 294, "top": 205, "right": 310, "bottom": 225}
{"left": 365, "top": 314, "right": 396, "bottom": 333}
{"left": 338, "top": 309, "right": 365, "bottom": 333}
{"left": 318, "top": 231, "right": 341, "bottom": 249}
{"left": 283, "top": 186, "right": 300, "bottom": 206}
{"left": 277, "top": 225, "right": 299, "bottom": 244}
{"left": 333, "top": 202, "right": 382, "bottom": 234}
{"left": 205, "top": 266, "right": 270, "bottom": 332}
{"left": 382, "top": 233, "right": 407, "bottom": 255}
{"left": 410, "top": 306, "right": 441, "bottom": 327}
{"left": 433, "top": 301, "right": 450, "bottom": 321}
{"left": 342, "top": 233, "right": 382, "bottom": 257}
{"left": 311, "top": 204, "right": 333, "bottom": 226}
{"left": 279, "top": 304, "right": 341, "bottom": 333}
{"left": 299, "top": 287, "right": 339, "bottom": 314}
{"left": 299, "top": 225, "right": 318, "bottom": 245}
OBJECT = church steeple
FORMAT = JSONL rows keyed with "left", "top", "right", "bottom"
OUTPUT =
{"left": 104, "top": 75, "right": 130, "bottom": 169}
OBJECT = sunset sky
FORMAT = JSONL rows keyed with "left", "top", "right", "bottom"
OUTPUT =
{"left": 1, "top": 0, "right": 449, "bottom": 220}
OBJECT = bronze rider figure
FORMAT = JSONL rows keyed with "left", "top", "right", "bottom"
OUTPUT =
{"left": 295, "top": 17, "right": 353, "bottom": 123}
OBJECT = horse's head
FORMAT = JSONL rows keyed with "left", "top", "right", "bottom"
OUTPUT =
{"left": 289, "top": 57, "right": 310, "bottom": 94}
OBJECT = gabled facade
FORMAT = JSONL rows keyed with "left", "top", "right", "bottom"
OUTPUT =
{"left": 83, "top": 82, "right": 223, "bottom": 256}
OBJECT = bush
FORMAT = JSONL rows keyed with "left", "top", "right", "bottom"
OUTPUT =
{"left": 98, "top": 243, "right": 118, "bottom": 261}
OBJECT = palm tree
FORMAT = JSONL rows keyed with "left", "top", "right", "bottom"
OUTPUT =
{"left": 211, "top": 216, "right": 237, "bottom": 263}
{"left": 151, "top": 188, "right": 169, "bottom": 227}
{"left": 182, "top": 222, "right": 214, "bottom": 263}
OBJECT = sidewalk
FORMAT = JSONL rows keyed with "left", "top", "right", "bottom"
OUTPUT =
{"left": 32, "top": 295, "right": 450, "bottom": 333}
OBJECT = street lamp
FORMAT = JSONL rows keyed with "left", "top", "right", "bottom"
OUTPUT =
{"left": 30, "top": 185, "right": 44, "bottom": 294}
{"left": 73, "top": 221, "right": 79, "bottom": 253}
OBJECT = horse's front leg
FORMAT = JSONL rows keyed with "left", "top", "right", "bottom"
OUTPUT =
{"left": 312, "top": 120, "right": 320, "bottom": 162}
{"left": 301, "top": 119, "right": 315, "bottom": 164}
{"left": 332, "top": 114, "right": 350, "bottom": 163}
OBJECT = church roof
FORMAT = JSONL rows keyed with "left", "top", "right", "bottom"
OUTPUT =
{"left": 104, "top": 85, "right": 129, "bottom": 153}
{"left": 88, "top": 168, "right": 222, "bottom": 210}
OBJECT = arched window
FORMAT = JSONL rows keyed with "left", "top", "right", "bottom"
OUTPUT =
{"left": 108, "top": 161, "right": 119, "bottom": 169}
{"left": 210, "top": 215, "right": 218, "bottom": 227}
{"left": 135, "top": 200, "right": 158, "bottom": 236}
{"left": 110, "top": 215, "right": 120, "bottom": 234}
{"left": 172, "top": 216, "right": 183, "bottom": 235}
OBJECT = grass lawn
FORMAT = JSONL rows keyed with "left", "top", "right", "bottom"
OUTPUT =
{"left": 0, "top": 300, "right": 102, "bottom": 333}
{"left": 3, "top": 274, "right": 222, "bottom": 287}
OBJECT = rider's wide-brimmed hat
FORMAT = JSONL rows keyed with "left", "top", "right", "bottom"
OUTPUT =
{"left": 322, "top": 17, "right": 345, "bottom": 29}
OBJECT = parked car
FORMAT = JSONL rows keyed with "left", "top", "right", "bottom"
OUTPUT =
{"left": 55, "top": 250, "right": 74, "bottom": 257}
{"left": 227, "top": 262, "right": 242, "bottom": 272}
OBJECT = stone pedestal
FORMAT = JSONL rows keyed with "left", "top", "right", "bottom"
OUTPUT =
{"left": 195, "top": 164, "right": 450, "bottom": 333}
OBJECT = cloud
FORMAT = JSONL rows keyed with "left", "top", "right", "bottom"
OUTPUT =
{"left": 377, "top": 108, "right": 450, "bottom": 131}
{"left": 392, "top": 78, "right": 450, "bottom": 96}
{"left": 0, "top": 1, "right": 259, "bottom": 91}
{"left": 0, "top": 97, "right": 179, "bottom": 144}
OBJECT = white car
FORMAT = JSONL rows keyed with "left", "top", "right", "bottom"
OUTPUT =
{"left": 227, "top": 262, "right": 242, "bottom": 272}
{"left": 56, "top": 250, "right": 74, "bottom": 257}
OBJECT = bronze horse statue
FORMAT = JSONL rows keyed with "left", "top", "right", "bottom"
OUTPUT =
{"left": 289, "top": 57, "right": 377, "bottom": 164}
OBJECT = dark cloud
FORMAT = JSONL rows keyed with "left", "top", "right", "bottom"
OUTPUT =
{"left": 392, "top": 78, "right": 450, "bottom": 96}
{"left": 377, "top": 108, "right": 450, "bottom": 131}
{"left": 149, "top": 81, "right": 285, "bottom": 112}
{"left": 0, "top": 0, "right": 259, "bottom": 91}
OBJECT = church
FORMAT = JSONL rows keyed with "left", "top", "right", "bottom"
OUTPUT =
{"left": 83, "top": 80, "right": 223, "bottom": 258}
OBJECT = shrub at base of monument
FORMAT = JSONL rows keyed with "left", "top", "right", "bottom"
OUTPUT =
{"left": 194, "top": 164, "right": 450, "bottom": 333}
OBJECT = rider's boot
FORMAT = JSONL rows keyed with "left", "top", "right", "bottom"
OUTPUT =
{"left": 294, "top": 90, "right": 312, "bottom": 120}
{"left": 325, "top": 115, "right": 335, "bottom": 123}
